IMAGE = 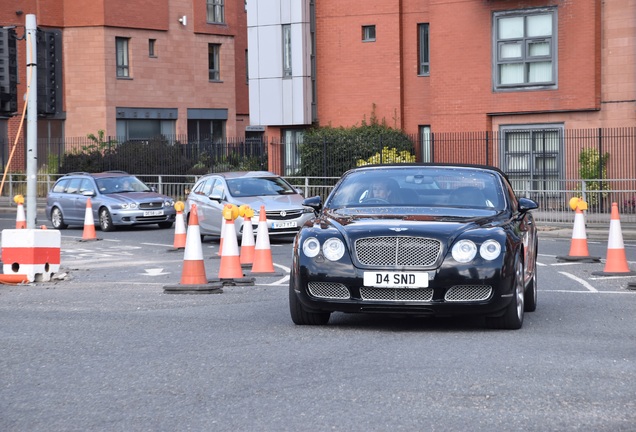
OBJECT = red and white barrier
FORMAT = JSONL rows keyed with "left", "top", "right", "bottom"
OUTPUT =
{"left": 1, "top": 228, "right": 61, "bottom": 282}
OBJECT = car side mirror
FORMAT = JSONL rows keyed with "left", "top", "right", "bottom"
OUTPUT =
{"left": 518, "top": 197, "right": 538, "bottom": 213}
{"left": 303, "top": 195, "right": 322, "bottom": 212}
{"left": 82, "top": 190, "right": 96, "bottom": 197}
{"left": 209, "top": 193, "right": 223, "bottom": 202}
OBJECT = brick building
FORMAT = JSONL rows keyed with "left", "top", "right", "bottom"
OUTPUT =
{"left": 0, "top": 0, "right": 249, "bottom": 169}
{"left": 248, "top": 0, "right": 635, "bottom": 182}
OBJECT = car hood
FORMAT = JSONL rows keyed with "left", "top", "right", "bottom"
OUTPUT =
{"left": 236, "top": 194, "right": 306, "bottom": 210}
{"left": 318, "top": 207, "right": 504, "bottom": 241}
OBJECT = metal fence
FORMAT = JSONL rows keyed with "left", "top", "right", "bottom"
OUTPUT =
{"left": 2, "top": 173, "right": 634, "bottom": 226}
{"left": 1, "top": 127, "right": 635, "bottom": 225}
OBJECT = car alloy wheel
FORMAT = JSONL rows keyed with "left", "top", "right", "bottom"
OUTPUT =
{"left": 51, "top": 207, "right": 68, "bottom": 229}
{"left": 99, "top": 208, "right": 115, "bottom": 232}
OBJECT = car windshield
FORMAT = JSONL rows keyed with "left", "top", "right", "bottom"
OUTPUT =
{"left": 96, "top": 176, "right": 152, "bottom": 194}
{"left": 227, "top": 177, "right": 297, "bottom": 197}
{"left": 326, "top": 167, "right": 506, "bottom": 211}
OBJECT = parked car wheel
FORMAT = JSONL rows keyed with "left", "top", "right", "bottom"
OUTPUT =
{"left": 99, "top": 208, "right": 115, "bottom": 232}
{"left": 158, "top": 221, "right": 174, "bottom": 229}
{"left": 51, "top": 207, "right": 68, "bottom": 229}
{"left": 289, "top": 285, "right": 331, "bottom": 325}
{"left": 487, "top": 258, "right": 525, "bottom": 330}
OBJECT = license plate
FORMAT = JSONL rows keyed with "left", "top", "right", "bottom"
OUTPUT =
{"left": 363, "top": 271, "right": 429, "bottom": 288}
{"left": 272, "top": 221, "right": 297, "bottom": 229}
{"left": 143, "top": 210, "right": 164, "bottom": 217}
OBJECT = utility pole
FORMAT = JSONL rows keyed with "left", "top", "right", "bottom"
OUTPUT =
{"left": 25, "top": 14, "right": 37, "bottom": 228}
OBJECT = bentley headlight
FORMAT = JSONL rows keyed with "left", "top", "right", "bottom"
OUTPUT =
{"left": 452, "top": 239, "right": 477, "bottom": 263}
{"left": 302, "top": 237, "right": 321, "bottom": 258}
{"left": 480, "top": 239, "right": 501, "bottom": 260}
{"left": 322, "top": 238, "right": 345, "bottom": 261}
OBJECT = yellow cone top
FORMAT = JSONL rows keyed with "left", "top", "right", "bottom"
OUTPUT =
{"left": 13, "top": 194, "right": 24, "bottom": 205}
{"left": 174, "top": 201, "right": 185, "bottom": 212}
{"left": 223, "top": 203, "right": 239, "bottom": 220}
{"left": 239, "top": 204, "right": 254, "bottom": 219}
{"left": 569, "top": 197, "right": 587, "bottom": 212}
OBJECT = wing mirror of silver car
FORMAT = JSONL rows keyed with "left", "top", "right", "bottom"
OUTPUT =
{"left": 82, "top": 190, "right": 96, "bottom": 197}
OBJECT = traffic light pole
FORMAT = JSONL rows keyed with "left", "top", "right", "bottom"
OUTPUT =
{"left": 25, "top": 14, "right": 37, "bottom": 229}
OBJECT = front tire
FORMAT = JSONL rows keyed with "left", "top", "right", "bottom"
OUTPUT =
{"left": 99, "top": 208, "right": 115, "bottom": 232}
{"left": 524, "top": 270, "right": 537, "bottom": 312}
{"left": 289, "top": 285, "right": 331, "bottom": 325}
{"left": 487, "top": 257, "right": 524, "bottom": 330}
{"left": 50, "top": 207, "right": 68, "bottom": 229}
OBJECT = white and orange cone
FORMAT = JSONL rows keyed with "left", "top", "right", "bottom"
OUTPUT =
{"left": 180, "top": 204, "right": 208, "bottom": 285}
{"left": 557, "top": 198, "right": 599, "bottom": 262}
{"left": 14, "top": 195, "right": 26, "bottom": 229}
{"left": 218, "top": 204, "right": 244, "bottom": 279}
{"left": 593, "top": 202, "right": 636, "bottom": 276}
{"left": 250, "top": 205, "right": 276, "bottom": 274}
{"left": 239, "top": 205, "right": 255, "bottom": 266}
{"left": 217, "top": 217, "right": 226, "bottom": 256}
{"left": 80, "top": 198, "right": 99, "bottom": 241}
{"left": 172, "top": 204, "right": 187, "bottom": 250}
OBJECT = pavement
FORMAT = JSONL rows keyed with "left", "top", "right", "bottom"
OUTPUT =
{"left": 1, "top": 197, "right": 635, "bottom": 241}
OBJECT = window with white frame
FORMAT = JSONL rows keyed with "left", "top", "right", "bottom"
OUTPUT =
{"left": 283, "top": 129, "right": 304, "bottom": 175}
{"left": 494, "top": 8, "right": 556, "bottom": 90}
{"left": 116, "top": 37, "right": 130, "bottom": 78}
{"left": 500, "top": 125, "right": 563, "bottom": 192}
{"left": 208, "top": 44, "right": 220, "bottom": 81}
{"left": 282, "top": 24, "right": 292, "bottom": 77}
{"left": 207, "top": 0, "right": 225, "bottom": 24}
{"left": 419, "top": 126, "right": 431, "bottom": 162}
{"left": 362, "top": 25, "right": 376, "bottom": 42}
{"left": 418, "top": 24, "right": 430, "bottom": 76}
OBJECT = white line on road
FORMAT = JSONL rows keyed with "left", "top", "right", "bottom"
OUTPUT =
{"left": 558, "top": 271, "right": 598, "bottom": 292}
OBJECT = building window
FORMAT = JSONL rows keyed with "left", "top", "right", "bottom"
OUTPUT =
{"left": 188, "top": 119, "right": 226, "bottom": 144}
{"left": 149, "top": 39, "right": 156, "bottom": 57}
{"left": 419, "top": 126, "right": 431, "bottom": 162}
{"left": 245, "top": 49, "right": 249, "bottom": 84}
{"left": 282, "top": 24, "right": 292, "bottom": 77}
{"left": 418, "top": 24, "right": 430, "bottom": 76}
{"left": 207, "top": 0, "right": 225, "bottom": 24}
{"left": 116, "top": 119, "right": 176, "bottom": 141}
{"left": 116, "top": 37, "right": 130, "bottom": 78}
{"left": 362, "top": 25, "right": 376, "bottom": 42}
{"left": 500, "top": 125, "right": 563, "bottom": 192}
{"left": 283, "top": 129, "right": 304, "bottom": 175}
{"left": 494, "top": 8, "right": 556, "bottom": 90}
{"left": 209, "top": 44, "right": 220, "bottom": 81}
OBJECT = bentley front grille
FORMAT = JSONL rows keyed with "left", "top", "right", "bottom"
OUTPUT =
{"left": 355, "top": 237, "right": 441, "bottom": 267}
{"left": 307, "top": 282, "right": 350, "bottom": 299}
{"left": 444, "top": 285, "right": 493, "bottom": 302}
{"left": 360, "top": 287, "right": 434, "bottom": 302}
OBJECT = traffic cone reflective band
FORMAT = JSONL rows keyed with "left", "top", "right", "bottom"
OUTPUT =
{"left": 556, "top": 198, "right": 599, "bottom": 262}
{"left": 239, "top": 205, "right": 255, "bottom": 265}
{"left": 251, "top": 205, "right": 275, "bottom": 274}
{"left": 593, "top": 202, "right": 636, "bottom": 276}
{"left": 219, "top": 205, "right": 243, "bottom": 279}
{"left": 81, "top": 198, "right": 98, "bottom": 241}
{"left": 14, "top": 195, "right": 26, "bottom": 229}
{"left": 172, "top": 202, "right": 186, "bottom": 249}
{"left": 180, "top": 204, "right": 208, "bottom": 284}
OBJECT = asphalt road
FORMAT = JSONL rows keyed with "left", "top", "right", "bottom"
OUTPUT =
{"left": 1, "top": 214, "right": 635, "bottom": 431}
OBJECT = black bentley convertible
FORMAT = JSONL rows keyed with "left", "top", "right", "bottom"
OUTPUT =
{"left": 289, "top": 164, "right": 539, "bottom": 329}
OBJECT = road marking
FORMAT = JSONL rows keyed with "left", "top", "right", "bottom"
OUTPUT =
{"left": 142, "top": 268, "right": 170, "bottom": 276}
{"left": 589, "top": 275, "right": 636, "bottom": 281}
{"left": 544, "top": 290, "right": 635, "bottom": 295}
{"left": 264, "top": 275, "right": 290, "bottom": 286}
{"left": 273, "top": 263, "right": 290, "bottom": 273}
{"left": 558, "top": 271, "right": 598, "bottom": 292}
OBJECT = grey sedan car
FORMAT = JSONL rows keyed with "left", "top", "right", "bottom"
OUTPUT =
{"left": 46, "top": 171, "right": 176, "bottom": 231}
{"left": 185, "top": 171, "right": 315, "bottom": 239}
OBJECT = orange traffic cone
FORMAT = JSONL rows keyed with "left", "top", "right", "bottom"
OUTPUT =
{"left": 180, "top": 205, "right": 208, "bottom": 284}
{"left": 172, "top": 210, "right": 186, "bottom": 250}
{"left": 80, "top": 198, "right": 99, "bottom": 241}
{"left": 240, "top": 214, "right": 255, "bottom": 266}
{"left": 593, "top": 202, "right": 636, "bottom": 276}
{"left": 556, "top": 207, "right": 600, "bottom": 262}
{"left": 219, "top": 217, "right": 244, "bottom": 279}
{"left": 250, "top": 205, "right": 277, "bottom": 275}
{"left": 15, "top": 203, "right": 26, "bottom": 229}
{"left": 217, "top": 217, "right": 226, "bottom": 256}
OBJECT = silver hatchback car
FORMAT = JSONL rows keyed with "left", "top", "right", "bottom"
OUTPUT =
{"left": 185, "top": 171, "right": 315, "bottom": 239}
{"left": 46, "top": 171, "right": 176, "bottom": 231}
